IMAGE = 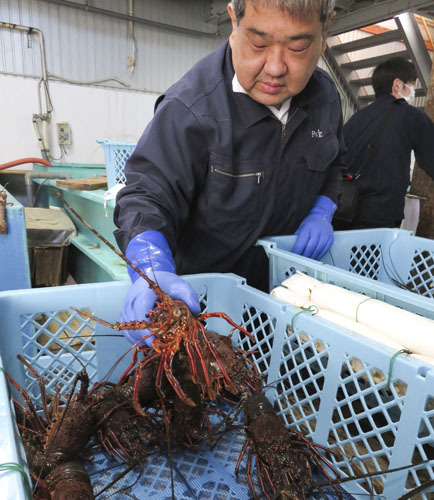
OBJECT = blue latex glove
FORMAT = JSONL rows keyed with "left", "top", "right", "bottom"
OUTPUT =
{"left": 120, "top": 230, "right": 200, "bottom": 347}
{"left": 292, "top": 195, "right": 337, "bottom": 260}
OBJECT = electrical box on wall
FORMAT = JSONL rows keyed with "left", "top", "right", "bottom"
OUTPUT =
{"left": 56, "top": 122, "right": 72, "bottom": 145}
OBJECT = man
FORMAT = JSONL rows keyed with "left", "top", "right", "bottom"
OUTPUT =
{"left": 114, "top": 0, "right": 345, "bottom": 345}
{"left": 336, "top": 56, "right": 434, "bottom": 230}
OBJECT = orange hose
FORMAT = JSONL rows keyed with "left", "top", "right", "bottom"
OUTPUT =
{"left": 0, "top": 158, "right": 52, "bottom": 170}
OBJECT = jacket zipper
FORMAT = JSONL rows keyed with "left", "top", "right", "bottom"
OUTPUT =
{"left": 281, "top": 108, "right": 299, "bottom": 146}
{"left": 281, "top": 123, "right": 286, "bottom": 144}
{"left": 211, "top": 166, "right": 263, "bottom": 184}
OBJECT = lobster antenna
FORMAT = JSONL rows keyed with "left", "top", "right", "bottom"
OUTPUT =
{"left": 55, "top": 191, "right": 158, "bottom": 293}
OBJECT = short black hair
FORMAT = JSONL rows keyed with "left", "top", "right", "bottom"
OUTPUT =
{"left": 231, "top": 0, "right": 336, "bottom": 26}
{"left": 372, "top": 57, "right": 417, "bottom": 97}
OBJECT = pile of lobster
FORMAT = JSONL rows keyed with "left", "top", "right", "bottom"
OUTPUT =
{"left": 9, "top": 264, "right": 345, "bottom": 500}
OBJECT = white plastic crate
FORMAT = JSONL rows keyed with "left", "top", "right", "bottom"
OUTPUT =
{"left": 0, "top": 274, "right": 433, "bottom": 499}
{"left": 259, "top": 228, "right": 434, "bottom": 314}
{"left": 97, "top": 139, "right": 136, "bottom": 189}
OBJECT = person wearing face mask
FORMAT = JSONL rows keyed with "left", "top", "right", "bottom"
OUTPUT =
{"left": 114, "top": 0, "right": 345, "bottom": 347}
{"left": 335, "top": 56, "right": 434, "bottom": 230}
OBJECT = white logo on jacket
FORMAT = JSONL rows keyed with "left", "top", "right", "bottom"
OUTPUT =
{"left": 311, "top": 129, "right": 324, "bottom": 138}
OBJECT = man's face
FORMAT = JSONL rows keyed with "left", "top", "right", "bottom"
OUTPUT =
{"left": 228, "top": 1, "right": 330, "bottom": 107}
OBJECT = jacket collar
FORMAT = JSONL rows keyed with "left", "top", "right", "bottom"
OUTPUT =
{"left": 223, "top": 44, "right": 272, "bottom": 128}
{"left": 223, "top": 41, "right": 325, "bottom": 128}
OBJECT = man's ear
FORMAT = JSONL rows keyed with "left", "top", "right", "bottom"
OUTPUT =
{"left": 227, "top": 2, "right": 238, "bottom": 47}
{"left": 391, "top": 77, "right": 403, "bottom": 97}
{"left": 227, "top": 2, "right": 237, "bottom": 31}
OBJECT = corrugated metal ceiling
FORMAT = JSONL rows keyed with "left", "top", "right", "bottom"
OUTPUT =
{"left": 24, "top": 1, "right": 434, "bottom": 37}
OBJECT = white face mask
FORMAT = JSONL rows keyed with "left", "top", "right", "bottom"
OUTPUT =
{"left": 398, "top": 83, "right": 415, "bottom": 105}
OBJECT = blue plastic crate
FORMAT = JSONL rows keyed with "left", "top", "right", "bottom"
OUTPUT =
{"left": 259, "top": 228, "right": 434, "bottom": 316}
{"left": 0, "top": 274, "right": 433, "bottom": 499}
{"left": 97, "top": 139, "right": 136, "bottom": 189}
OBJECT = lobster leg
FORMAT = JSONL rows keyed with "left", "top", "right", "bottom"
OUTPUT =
{"left": 262, "top": 460, "right": 274, "bottom": 492}
{"left": 154, "top": 353, "right": 166, "bottom": 403}
{"left": 110, "top": 430, "right": 131, "bottom": 462}
{"left": 99, "top": 428, "right": 116, "bottom": 459}
{"left": 184, "top": 338, "right": 199, "bottom": 380}
{"left": 130, "top": 350, "right": 160, "bottom": 406}
{"left": 236, "top": 351, "right": 260, "bottom": 375}
{"left": 17, "top": 423, "right": 40, "bottom": 436}
{"left": 48, "top": 386, "right": 63, "bottom": 417}
{"left": 198, "top": 324, "right": 233, "bottom": 387}
{"left": 118, "top": 347, "right": 140, "bottom": 384}
{"left": 256, "top": 456, "right": 272, "bottom": 500}
{"left": 132, "top": 364, "right": 146, "bottom": 416}
{"left": 17, "top": 355, "right": 51, "bottom": 422}
{"left": 199, "top": 312, "right": 255, "bottom": 341}
{"left": 163, "top": 351, "right": 195, "bottom": 406}
{"left": 7, "top": 374, "right": 45, "bottom": 432}
{"left": 235, "top": 440, "right": 249, "bottom": 476}
{"left": 190, "top": 330, "right": 212, "bottom": 387}
{"left": 292, "top": 433, "right": 339, "bottom": 481}
{"left": 246, "top": 447, "right": 260, "bottom": 500}
{"left": 233, "top": 345, "right": 259, "bottom": 355}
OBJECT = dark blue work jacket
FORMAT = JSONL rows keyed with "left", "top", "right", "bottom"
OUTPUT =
{"left": 114, "top": 42, "right": 345, "bottom": 281}
{"left": 343, "top": 95, "right": 434, "bottom": 226}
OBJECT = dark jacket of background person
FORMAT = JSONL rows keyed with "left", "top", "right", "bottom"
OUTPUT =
{"left": 340, "top": 95, "right": 434, "bottom": 229}
{"left": 114, "top": 41, "right": 345, "bottom": 288}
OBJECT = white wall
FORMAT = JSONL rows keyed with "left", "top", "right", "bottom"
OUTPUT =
{"left": 0, "top": 0, "right": 224, "bottom": 167}
{"left": 0, "top": 74, "right": 158, "bottom": 164}
{"left": 0, "top": 0, "right": 221, "bottom": 92}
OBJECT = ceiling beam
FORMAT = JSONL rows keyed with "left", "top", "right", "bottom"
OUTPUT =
{"left": 330, "top": 0, "right": 434, "bottom": 36}
{"left": 39, "top": 0, "right": 219, "bottom": 38}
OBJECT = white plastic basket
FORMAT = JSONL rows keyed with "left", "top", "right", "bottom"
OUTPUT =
{"left": 0, "top": 274, "right": 433, "bottom": 499}
{"left": 97, "top": 139, "right": 136, "bottom": 188}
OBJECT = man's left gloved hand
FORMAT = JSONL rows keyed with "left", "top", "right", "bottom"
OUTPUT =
{"left": 292, "top": 195, "right": 337, "bottom": 260}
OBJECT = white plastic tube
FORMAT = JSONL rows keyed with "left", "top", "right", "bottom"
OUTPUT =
{"left": 281, "top": 272, "right": 322, "bottom": 299}
{"left": 311, "top": 283, "right": 434, "bottom": 357}
{"left": 311, "top": 284, "right": 368, "bottom": 321}
{"left": 273, "top": 272, "right": 434, "bottom": 357}
{"left": 317, "top": 309, "right": 405, "bottom": 352}
{"left": 359, "top": 300, "right": 434, "bottom": 357}
{"left": 270, "top": 286, "right": 315, "bottom": 309}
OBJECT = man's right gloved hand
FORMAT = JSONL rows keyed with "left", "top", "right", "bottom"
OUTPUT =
{"left": 120, "top": 230, "right": 200, "bottom": 347}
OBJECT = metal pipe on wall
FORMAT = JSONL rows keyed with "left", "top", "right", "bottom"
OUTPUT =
{"left": 127, "top": 0, "right": 136, "bottom": 75}
{"left": 0, "top": 23, "right": 49, "bottom": 83}
{"left": 0, "top": 21, "right": 53, "bottom": 161}
{"left": 40, "top": 0, "right": 219, "bottom": 38}
{"left": 25, "top": 172, "right": 72, "bottom": 206}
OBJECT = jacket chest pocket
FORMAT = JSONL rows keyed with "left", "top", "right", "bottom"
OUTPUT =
{"left": 296, "top": 134, "right": 339, "bottom": 193}
{"left": 203, "top": 154, "right": 264, "bottom": 236}
{"left": 301, "top": 134, "right": 339, "bottom": 172}
{"left": 282, "top": 134, "right": 339, "bottom": 216}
